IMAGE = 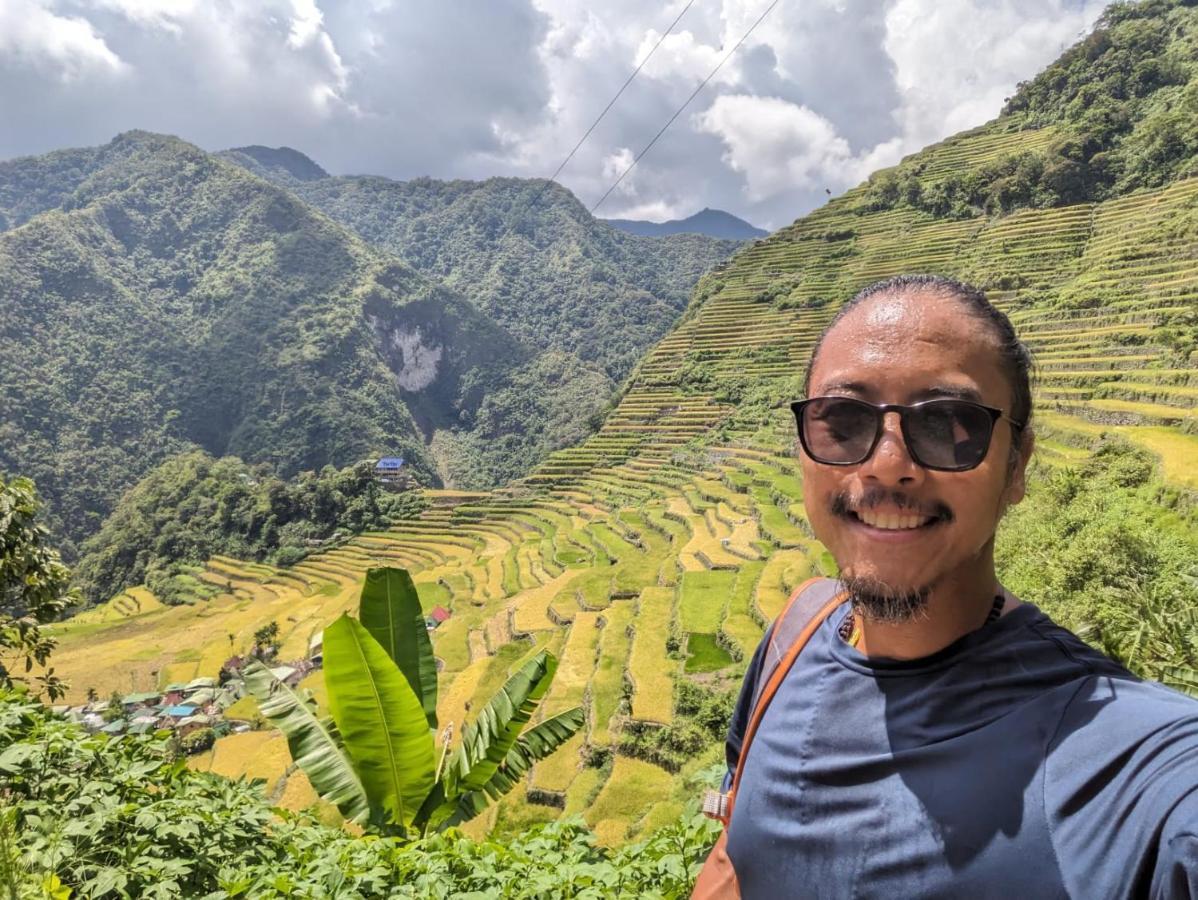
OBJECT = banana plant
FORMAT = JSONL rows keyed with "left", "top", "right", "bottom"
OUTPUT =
{"left": 244, "top": 566, "right": 584, "bottom": 836}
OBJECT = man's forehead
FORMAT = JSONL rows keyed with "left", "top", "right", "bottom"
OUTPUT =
{"left": 810, "top": 289, "right": 1003, "bottom": 394}
{"left": 823, "top": 290, "right": 995, "bottom": 352}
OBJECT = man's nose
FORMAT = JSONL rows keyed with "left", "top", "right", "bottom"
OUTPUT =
{"left": 860, "top": 412, "right": 923, "bottom": 485}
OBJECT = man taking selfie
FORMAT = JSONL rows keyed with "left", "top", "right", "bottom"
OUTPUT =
{"left": 695, "top": 275, "right": 1198, "bottom": 898}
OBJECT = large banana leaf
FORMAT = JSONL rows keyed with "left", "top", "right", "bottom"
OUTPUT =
{"left": 241, "top": 659, "right": 370, "bottom": 823}
{"left": 359, "top": 567, "right": 438, "bottom": 729}
{"left": 441, "top": 706, "right": 585, "bottom": 830}
{"left": 323, "top": 615, "right": 435, "bottom": 828}
{"left": 445, "top": 650, "right": 558, "bottom": 797}
{"left": 1163, "top": 666, "right": 1198, "bottom": 699}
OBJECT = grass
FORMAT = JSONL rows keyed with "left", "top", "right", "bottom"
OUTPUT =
{"left": 590, "top": 601, "right": 634, "bottom": 746}
{"left": 627, "top": 587, "right": 677, "bottom": 724}
{"left": 223, "top": 695, "right": 260, "bottom": 721}
{"left": 756, "top": 549, "right": 815, "bottom": 623}
{"left": 684, "top": 634, "right": 733, "bottom": 673}
{"left": 584, "top": 757, "right": 675, "bottom": 847}
{"left": 511, "top": 570, "right": 582, "bottom": 633}
{"left": 677, "top": 570, "right": 736, "bottom": 633}
{"left": 562, "top": 766, "right": 608, "bottom": 817}
{"left": 189, "top": 730, "right": 293, "bottom": 796}
{"left": 1037, "top": 410, "right": 1198, "bottom": 488}
{"left": 722, "top": 561, "right": 766, "bottom": 658}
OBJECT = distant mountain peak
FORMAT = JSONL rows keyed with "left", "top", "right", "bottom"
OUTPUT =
{"left": 224, "top": 145, "right": 328, "bottom": 182}
{"left": 604, "top": 208, "right": 766, "bottom": 240}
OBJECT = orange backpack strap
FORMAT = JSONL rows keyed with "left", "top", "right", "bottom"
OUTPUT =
{"left": 701, "top": 577, "right": 848, "bottom": 826}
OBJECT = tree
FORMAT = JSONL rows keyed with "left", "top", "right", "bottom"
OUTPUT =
{"left": 251, "top": 621, "right": 280, "bottom": 659}
{"left": 0, "top": 474, "right": 77, "bottom": 700}
{"left": 245, "top": 567, "right": 584, "bottom": 837}
{"left": 102, "top": 691, "right": 124, "bottom": 723}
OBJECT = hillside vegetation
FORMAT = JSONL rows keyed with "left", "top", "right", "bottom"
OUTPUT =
{"left": 23, "top": 0, "right": 1198, "bottom": 861}
{"left": 0, "top": 134, "right": 736, "bottom": 564}
{"left": 225, "top": 150, "right": 742, "bottom": 489}
{"left": 0, "top": 132, "right": 479, "bottom": 556}
{"left": 72, "top": 453, "right": 426, "bottom": 607}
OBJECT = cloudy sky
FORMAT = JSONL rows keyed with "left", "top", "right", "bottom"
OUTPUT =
{"left": 1, "top": 0, "right": 1109, "bottom": 229}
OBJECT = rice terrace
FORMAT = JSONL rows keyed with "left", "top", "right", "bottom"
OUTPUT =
{"left": 3, "top": 0, "right": 1198, "bottom": 896}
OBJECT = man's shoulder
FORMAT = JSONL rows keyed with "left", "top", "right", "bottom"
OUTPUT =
{"left": 1043, "top": 652, "right": 1198, "bottom": 779}
{"left": 1066, "top": 669, "right": 1198, "bottom": 725}
{"left": 1018, "top": 607, "right": 1197, "bottom": 715}
{"left": 998, "top": 603, "right": 1128, "bottom": 682}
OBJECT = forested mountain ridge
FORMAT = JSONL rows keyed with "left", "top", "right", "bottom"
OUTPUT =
{"left": 0, "top": 131, "right": 521, "bottom": 558}
{"left": 0, "top": 130, "right": 737, "bottom": 587}
{"left": 24, "top": 0, "right": 1198, "bottom": 861}
{"left": 222, "top": 148, "right": 744, "bottom": 489}
{"left": 223, "top": 148, "right": 743, "bottom": 383}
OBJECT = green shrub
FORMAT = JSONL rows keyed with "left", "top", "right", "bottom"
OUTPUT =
{"left": 997, "top": 439, "right": 1198, "bottom": 690}
{"left": 180, "top": 727, "right": 216, "bottom": 755}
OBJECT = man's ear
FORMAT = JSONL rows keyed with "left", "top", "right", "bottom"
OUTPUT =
{"left": 1005, "top": 427, "right": 1035, "bottom": 506}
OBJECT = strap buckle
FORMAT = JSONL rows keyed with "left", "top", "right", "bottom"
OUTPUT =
{"left": 702, "top": 789, "right": 731, "bottom": 823}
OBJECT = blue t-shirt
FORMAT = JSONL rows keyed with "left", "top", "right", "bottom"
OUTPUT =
{"left": 724, "top": 602, "right": 1198, "bottom": 899}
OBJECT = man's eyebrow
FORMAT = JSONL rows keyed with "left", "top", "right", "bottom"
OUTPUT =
{"left": 816, "top": 380, "right": 870, "bottom": 396}
{"left": 912, "top": 385, "right": 984, "bottom": 402}
{"left": 812, "top": 382, "right": 985, "bottom": 402}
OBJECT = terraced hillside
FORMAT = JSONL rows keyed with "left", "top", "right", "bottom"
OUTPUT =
{"left": 44, "top": 4, "right": 1198, "bottom": 845}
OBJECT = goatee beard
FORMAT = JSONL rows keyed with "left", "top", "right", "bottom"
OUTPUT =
{"left": 838, "top": 574, "right": 930, "bottom": 624}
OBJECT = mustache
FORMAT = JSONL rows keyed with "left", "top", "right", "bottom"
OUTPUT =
{"left": 830, "top": 487, "right": 954, "bottom": 522}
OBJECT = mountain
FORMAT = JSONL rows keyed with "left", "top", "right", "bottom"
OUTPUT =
{"left": 220, "top": 153, "right": 743, "bottom": 490}
{"left": 227, "top": 145, "right": 328, "bottom": 182}
{"left": 0, "top": 133, "right": 737, "bottom": 562}
{"left": 34, "top": 0, "right": 1198, "bottom": 852}
{"left": 221, "top": 152, "right": 743, "bottom": 384}
{"left": 0, "top": 131, "right": 518, "bottom": 558}
{"left": 605, "top": 208, "right": 768, "bottom": 240}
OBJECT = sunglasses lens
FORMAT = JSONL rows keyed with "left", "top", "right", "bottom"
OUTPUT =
{"left": 801, "top": 397, "right": 879, "bottom": 463}
{"left": 906, "top": 401, "right": 993, "bottom": 469}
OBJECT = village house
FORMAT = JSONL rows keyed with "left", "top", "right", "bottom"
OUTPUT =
{"left": 162, "top": 683, "right": 188, "bottom": 705}
{"left": 374, "top": 456, "right": 412, "bottom": 490}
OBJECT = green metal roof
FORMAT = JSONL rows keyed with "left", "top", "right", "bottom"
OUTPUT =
{"left": 122, "top": 691, "right": 162, "bottom": 704}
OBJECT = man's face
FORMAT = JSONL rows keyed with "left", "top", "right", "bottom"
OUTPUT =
{"left": 800, "top": 290, "right": 1031, "bottom": 606}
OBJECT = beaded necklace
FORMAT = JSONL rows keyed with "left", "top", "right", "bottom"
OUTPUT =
{"left": 839, "top": 593, "right": 1006, "bottom": 649}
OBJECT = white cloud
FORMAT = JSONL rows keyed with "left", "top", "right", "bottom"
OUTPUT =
{"left": 883, "top": 0, "right": 1108, "bottom": 151}
{"left": 0, "top": 0, "right": 127, "bottom": 80}
{"left": 91, "top": 0, "right": 196, "bottom": 33}
{"left": 696, "top": 94, "right": 904, "bottom": 201}
{"left": 286, "top": 0, "right": 325, "bottom": 48}
{"left": 601, "top": 146, "right": 635, "bottom": 184}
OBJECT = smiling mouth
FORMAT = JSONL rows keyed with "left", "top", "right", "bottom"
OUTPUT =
{"left": 831, "top": 490, "right": 952, "bottom": 533}
{"left": 846, "top": 509, "right": 941, "bottom": 531}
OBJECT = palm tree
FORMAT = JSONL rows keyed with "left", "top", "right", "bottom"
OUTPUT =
{"left": 244, "top": 567, "right": 583, "bottom": 836}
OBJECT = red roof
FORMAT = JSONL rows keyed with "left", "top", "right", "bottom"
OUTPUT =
{"left": 429, "top": 606, "right": 451, "bottom": 623}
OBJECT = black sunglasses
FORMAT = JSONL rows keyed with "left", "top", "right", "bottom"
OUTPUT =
{"left": 790, "top": 396, "right": 1025, "bottom": 472}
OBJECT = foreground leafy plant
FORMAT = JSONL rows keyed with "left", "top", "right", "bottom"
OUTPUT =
{"left": 0, "top": 475, "right": 78, "bottom": 700}
{"left": 246, "top": 566, "right": 584, "bottom": 836}
{"left": 0, "top": 687, "right": 717, "bottom": 897}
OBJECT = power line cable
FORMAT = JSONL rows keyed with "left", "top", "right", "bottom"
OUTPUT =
{"left": 590, "top": 0, "right": 782, "bottom": 214}
{"left": 509, "top": 1, "right": 697, "bottom": 231}
{"left": 542, "top": 0, "right": 697, "bottom": 195}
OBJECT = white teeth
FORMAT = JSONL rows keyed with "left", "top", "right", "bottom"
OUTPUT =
{"left": 856, "top": 510, "right": 931, "bottom": 530}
